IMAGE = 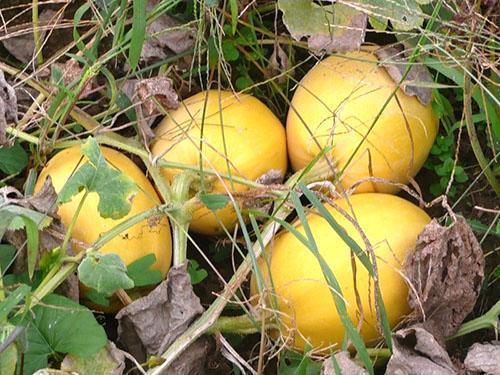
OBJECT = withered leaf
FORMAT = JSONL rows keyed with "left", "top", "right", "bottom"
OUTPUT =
{"left": 61, "top": 342, "right": 126, "bottom": 375}
{"left": 266, "top": 44, "right": 291, "bottom": 83}
{"left": 121, "top": 77, "right": 179, "bottom": 144}
{"left": 0, "top": 70, "right": 18, "bottom": 147}
{"left": 1, "top": 9, "right": 59, "bottom": 65}
{"left": 404, "top": 217, "right": 485, "bottom": 342}
{"left": 464, "top": 342, "right": 500, "bottom": 375}
{"left": 374, "top": 43, "right": 433, "bottom": 106}
{"left": 385, "top": 326, "right": 456, "bottom": 375}
{"left": 136, "top": 77, "right": 179, "bottom": 116}
{"left": 53, "top": 60, "right": 97, "bottom": 99}
{"left": 116, "top": 264, "right": 205, "bottom": 362}
{"left": 279, "top": 0, "right": 367, "bottom": 53}
{"left": 141, "top": 0, "right": 195, "bottom": 63}
{"left": 322, "top": 351, "right": 368, "bottom": 375}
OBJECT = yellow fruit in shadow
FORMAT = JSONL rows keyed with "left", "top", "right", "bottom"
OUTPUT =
{"left": 35, "top": 146, "right": 172, "bottom": 312}
{"left": 151, "top": 90, "right": 288, "bottom": 235}
{"left": 250, "top": 193, "right": 430, "bottom": 352}
{"left": 286, "top": 48, "right": 438, "bottom": 193}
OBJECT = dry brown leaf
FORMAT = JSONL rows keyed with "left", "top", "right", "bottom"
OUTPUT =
{"left": 385, "top": 326, "right": 456, "bottom": 375}
{"left": 322, "top": 351, "right": 368, "bottom": 375}
{"left": 464, "top": 342, "right": 500, "bottom": 375}
{"left": 404, "top": 217, "right": 485, "bottom": 342}
{"left": 141, "top": 0, "right": 195, "bottom": 63}
{"left": 136, "top": 77, "right": 179, "bottom": 116}
{"left": 1, "top": 9, "right": 59, "bottom": 65}
{"left": 53, "top": 60, "right": 97, "bottom": 99}
{"left": 116, "top": 264, "right": 207, "bottom": 370}
{"left": 121, "top": 77, "right": 179, "bottom": 144}
{"left": 0, "top": 70, "right": 18, "bottom": 147}
{"left": 374, "top": 43, "right": 433, "bottom": 106}
{"left": 266, "top": 43, "right": 291, "bottom": 82}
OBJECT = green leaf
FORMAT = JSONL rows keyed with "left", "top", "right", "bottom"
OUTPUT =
{"left": 0, "top": 323, "right": 17, "bottom": 375}
{"left": 84, "top": 289, "right": 110, "bottom": 307}
{"left": 187, "top": 259, "right": 208, "bottom": 285}
{"left": 0, "top": 284, "right": 30, "bottom": 321}
{"left": 0, "top": 204, "right": 51, "bottom": 242}
{"left": 129, "top": 0, "right": 146, "bottom": 70}
{"left": 222, "top": 40, "right": 239, "bottom": 61}
{"left": 126, "top": 254, "right": 162, "bottom": 287}
{"left": 61, "top": 343, "right": 123, "bottom": 374}
{"left": 58, "top": 137, "right": 138, "bottom": 220}
{"left": 198, "top": 193, "right": 229, "bottom": 211}
{"left": 279, "top": 349, "right": 322, "bottom": 375}
{"left": 278, "top": 0, "right": 366, "bottom": 50}
{"left": 360, "top": 0, "right": 424, "bottom": 31}
{"left": 229, "top": 0, "right": 238, "bottom": 35}
{"left": 17, "top": 294, "right": 107, "bottom": 375}
{"left": 0, "top": 245, "right": 16, "bottom": 272}
{"left": 78, "top": 252, "right": 134, "bottom": 296}
{"left": 0, "top": 143, "right": 28, "bottom": 175}
{"left": 22, "top": 216, "right": 39, "bottom": 280}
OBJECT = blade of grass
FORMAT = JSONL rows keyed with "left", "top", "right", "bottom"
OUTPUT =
{"left": 299, "top": 183, "right": 393, "bottom": 351}
{"left": 287, "top": 190, "right": 373, "bottom": 374}
{"left": 129, "top": 0, "right": 147, "bottom": 70}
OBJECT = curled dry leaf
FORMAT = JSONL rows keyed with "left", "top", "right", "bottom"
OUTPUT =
{"left": 0, "top": 70, "right": 18, "bottom": 147}
{"left": 1, "top": 9, "right": 59, "bottom": 65}
{"left": 279, "top": 0, "right": 367, "bottom": 53}
{"left": 374, "top": 43, "right": 433, "bottom": 106}
{"left": 464, "top": 342, "right": 500, "bottom": 375}
{"left": 141, "top": 0, "right": 195, "bottom": 63}
{"left": 322, "top": 351, "right": 368, "bottom": 375}
{"left": 121, "top": 77, "right": 179, "bottom": 145}
{"left": 53, "top": 60, "right": 97, "bottom": 99}
{"left": 404, "top": 217, "right": 485, "bottom": 342}
{"left": 266, "top": 43, "right": 291, "bottom": 82}
{"left": 61, "top": 342, "right": 126, "bottom": 375}
{"left": 116, "top": 264, "right": 208, "bottom": 372}
{"left": 385, "top": 326, "right": 456, "bottom": 375}
{"left": 136, "top": 77, "right": 179, "bottom": 116}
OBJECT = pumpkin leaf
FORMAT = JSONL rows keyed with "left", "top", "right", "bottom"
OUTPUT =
{"left": 58, "top": 137, "right": 138, "bottom": 220}
{"left": 14, "top": 294, "right": 107, "bottom": 375}
{"left": 78, "top": 252, "right": 134, "bottom": 297}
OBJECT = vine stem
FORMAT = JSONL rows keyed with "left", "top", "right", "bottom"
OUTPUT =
{"left": 170, "top": 172, "right": 198, "bottom": 267}
{"left": 448, "top": 300, "right": 500, "bottom": 340}
{"left": 32, "top": 0, "right": 43, "bottom": 66}
{"left": 28, "top": 205, "right": 170, "bottom": 309}
{"left": 148, "top": 163, "right": 333, "bottom": 374}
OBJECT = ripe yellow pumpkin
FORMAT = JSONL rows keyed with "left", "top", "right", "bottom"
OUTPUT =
{"left": 286, "top": 48, "right": 438, "bottom": 193}
{"left": 250, "top": 193, "right": 430, "bottom": 352}
{"left": 152, "top": 90, "right": 288, "bottom": 235}
{"left": 35, "top": 146, "right": 172, "bottom": 310}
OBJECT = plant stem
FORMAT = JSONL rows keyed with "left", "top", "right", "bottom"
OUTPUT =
{"left": 206, "top": 314, "right": 262, "bottom": 335}
{"left": 148, "top": 165, "right": 334, "bottom": 374}
{"left": 32, "top": 0, "right": 43, "bottom": 65}
{"left": 170, "top": 172, "right": 197, "bottom": 267}
{"left": 61, "top": 192, "right": 88, "bottom": 257}
{"left": 448, "top": 300, "right": 500, "bottom": 340}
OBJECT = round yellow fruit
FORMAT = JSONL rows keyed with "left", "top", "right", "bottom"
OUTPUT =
{"left": 35, "top": 146, "right": 172, "bottom": 302}
{"left": 250, "top": 193, "right": 430, "bottom": 352}
{"left": 152, "top": 90, "right": 288, "bottom": 235}
{"left": 286, "top": 48, "right": 438, "bottom": 193}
